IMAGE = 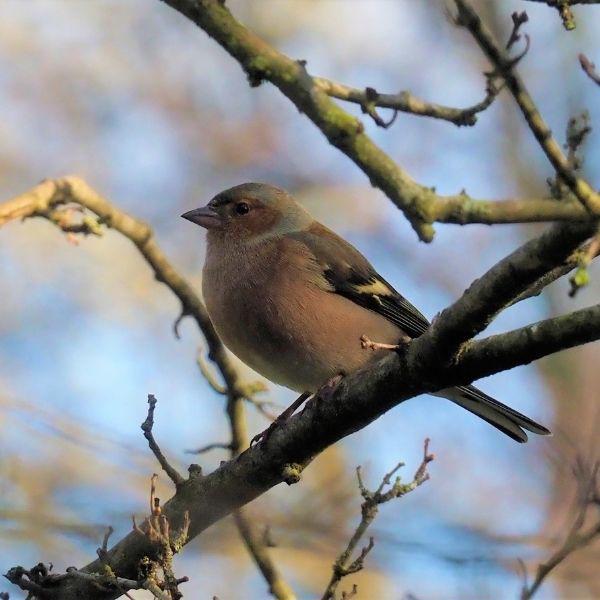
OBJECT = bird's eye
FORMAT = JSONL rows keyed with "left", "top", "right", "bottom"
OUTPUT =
{"left": 235, "top": 202, "right": 250, "bottom": 215}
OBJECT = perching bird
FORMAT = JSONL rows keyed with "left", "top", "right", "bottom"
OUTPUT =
{"left": 182, "top": 183, "right": 550, "bottom": 443}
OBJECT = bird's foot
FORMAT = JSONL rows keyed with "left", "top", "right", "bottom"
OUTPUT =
{"left": 250, "top": 391, "right": 311, "bottom": 447}
{"left": 360, "top": 334, "right": 410, "bottom": 352}
{"left": 300, "top": 373, "right": 344, "bottom": 416}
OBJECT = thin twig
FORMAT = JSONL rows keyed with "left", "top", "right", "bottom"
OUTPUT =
{"left": 568, "top": 234, "right": 600, "bottom": 297}
{"left": 141, "top": 395, "right": 185, "bottom": 487}
{"left": 321, "top": 440, "right": 434, "bottom": 600}
{"left": 197, "top": 347, "right": 227, "bottom": 395}
{"left": 520, "top": 460, "right": 600, "bottom": 599}
{"left": 455, "top": 0, "right": 600, "bottom": 213}
{"left": 314, "top": 78, "right": 498, "bottom": 127}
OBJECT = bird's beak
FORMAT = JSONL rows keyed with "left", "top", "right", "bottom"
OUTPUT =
{"left": 181, "top": 206, "right": 222, "bottom": 229}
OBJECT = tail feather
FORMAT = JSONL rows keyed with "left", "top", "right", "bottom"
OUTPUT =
{"left": 439, "top": 385, "right": 551, "bottom": 443}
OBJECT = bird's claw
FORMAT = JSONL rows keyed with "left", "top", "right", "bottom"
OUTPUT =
{"left": 360, "top": 334, "right": 409, "bottom": 351}
{"left": 250, "top": 391, "right": 312, "bottom": 447}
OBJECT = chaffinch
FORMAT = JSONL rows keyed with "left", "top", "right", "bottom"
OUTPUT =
{"left": 182, "top": 183, "right": 550, "bottom": 443}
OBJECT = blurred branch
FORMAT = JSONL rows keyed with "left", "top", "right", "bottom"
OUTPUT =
{"left": 0, "top": 176, "right": 257, "bottom": 407}
{"left": 221, "top": 358, "right": 296, "bottom": 599}
{"left": 185, "top": 442, "right": 233, "bottom": 454}
{"left": 233, "top": 510, "right": 296, "bottom": 600}
{"left": 158, "top": 0, "right": 600, "bottom": 242}
{"left": 321, "top": 440, "right": 434, "bottom": 600}
{"left": 158, "top": 0, "right": 436, "bottom": 241}
{"left": 313, "top": 78, "right": 498, "bottom": 127}
{"left": 455, "top": 0, "right": 600, "bottom": 213}
{"left": 0, "top": 176, "right": 293, "bottom": 600}
{"left": 519, "top": 460, "right": 600, "bottom": 599}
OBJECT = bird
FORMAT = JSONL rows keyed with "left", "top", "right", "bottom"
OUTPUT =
{"left": 182, "top": 182, "right": 550, "bottom": 443}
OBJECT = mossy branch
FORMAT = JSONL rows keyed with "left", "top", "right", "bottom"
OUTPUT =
{"left": 158, "top": 0, "right": 600, "bottom": 242}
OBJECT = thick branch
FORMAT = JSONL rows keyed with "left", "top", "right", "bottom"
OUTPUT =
{"left": 40, "top": 296, "right": 600, "bottom": 600}
{"left": 26, "top": 214, "right": 600, "bottom": 598}
{"left": 159, "top": 0, "right": 439, "bottom": 241}
{"left": 456, "top": 303, "right": 600, "bottom": 381}
{"left": 430, "top": 194, "right": 589, "bottom": 224}
{"left": 156, "top": 0, "right": 600, "bottom": 241}
{"left": 417, "top": 222, "right": 596, "bottom": 364}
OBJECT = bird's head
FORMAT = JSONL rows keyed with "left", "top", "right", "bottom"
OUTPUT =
{"left": 181, "top": 182, "right": 312, "bottom": 243}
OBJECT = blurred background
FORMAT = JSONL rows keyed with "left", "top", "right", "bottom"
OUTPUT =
{"left": 1, "top": 1, "right": 600, "bottom": 598}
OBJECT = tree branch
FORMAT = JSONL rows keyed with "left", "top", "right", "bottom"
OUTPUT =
{"left": 414, "top": 222, "right": 596, "bottom": 366}
{"left": 141, "top": 395, "right": 185, "bottom": 488}
{"left": 20, "top": 219, "right": 600, "bottom": 598}
{"left": 522, "top": 0, "right": 600, "bottom": 30}
{"left": 321, "top": 441, "right": 433, "bottom": 600}
{"left": 519, "top": 459, "right": 600, "bottom": 599}
{"left": 455, "top": 0, "right": 600, "bottom": 213}
{"left": 456, "top": 302, "right": 600, "bottom": 383}
{"left": 157, "top": 0, "right": 600, "bottom": 242}
{"left": 313, "top": 77, "right": 498, "bottom": 127}
{"left": 0, "top": 177, "right": 294, "bottom": 600}
{"left": 0, "top": 176, "right": 251, "bottom": 400}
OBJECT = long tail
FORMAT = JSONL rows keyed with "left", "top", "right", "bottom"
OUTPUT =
{"left": 439, "top": 385, "right": 551, "bottom": 443}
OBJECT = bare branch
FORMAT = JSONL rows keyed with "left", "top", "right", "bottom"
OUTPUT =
{"left": 7, "top": 267, "right": 600, "bottom": 598}
{"left": 234, "top": 510, "right": 296, "bottom": 600}
{"left": 313, "top": 78, "right": 498, "bottom": 127}
{"left": 455, "top": 0, "right": 600, "bottom": 213}
{"left": 157, "top": 0, "right": 600, "bottom": 242}
{"left": 506, "top": 11, "right": 529, "bottom": 50}
{"left": 520, "top": 460, "right": 600, "bottom": 599}
{"left": 0, "top": 177, "right": 293, "bottom": 600}
{"left": 418, "top": 222, "right": 596, "bottom": 365}
{"left": 0, "top": 176, "right": 262, "bottom": 407}
{"left": 196, "top": 347, "right": 227, "bottom": 395}
{"left": 456, "top": 302, "right": 600, "bottom": 382}
{"left": 141, "top": 395, "right": 185, "bottom": 487}
{"left": 321, "top": 441, "right": 433, "bottom": 600}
